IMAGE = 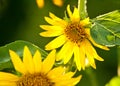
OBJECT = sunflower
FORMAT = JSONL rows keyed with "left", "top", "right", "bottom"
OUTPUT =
{"left": 36, "top": 0, "right": 63, "bottom": 8}
{"left": 40, "top": 5, "right": 109, "bottom": 71}
{"left": 0, "top": 46, "right": 82, "bottom": 86}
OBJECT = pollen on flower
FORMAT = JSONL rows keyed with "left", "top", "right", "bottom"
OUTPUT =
{"left": 64, "top": 22, "right": 88, "bottom": 45}
{"left": 17, "top": 73, "right": 54, "bottom": 86}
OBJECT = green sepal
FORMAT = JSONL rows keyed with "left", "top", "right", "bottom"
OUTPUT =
{"left": 63, "top": 11, "right": 70, "bottom": 22}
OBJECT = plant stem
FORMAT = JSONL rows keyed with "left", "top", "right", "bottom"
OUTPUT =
{"left": 86, "top": 68, "right": 99, "bottom": 86}
{"left": 78, "top": 0, "right": 88, "bottom": 19}
{"left": 117, "top": 46, "right": 120, "bottom": 76}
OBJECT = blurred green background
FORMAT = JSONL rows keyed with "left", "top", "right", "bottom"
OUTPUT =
{"left": 0, "top": 0, "right": 120, "bottom": 86}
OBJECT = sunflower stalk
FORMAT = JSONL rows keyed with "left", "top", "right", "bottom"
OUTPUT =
{"left": 78, "top": 0, "right": 88, "bottom": 19}
{"left": 117, "top": 46, "right": 120, "bottom": 76}
{"left": 86, "top": 68, "right": 99, "bottom": 86}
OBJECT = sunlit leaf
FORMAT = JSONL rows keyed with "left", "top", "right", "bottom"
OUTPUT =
{"left": 106, "top": 76, "right": 120, "bottom": 86}
{"left": 91, "top": 10, "right": 120, "bottom": 47}
{"left": 0, "top": 40, "right": 48, "bottom": 70}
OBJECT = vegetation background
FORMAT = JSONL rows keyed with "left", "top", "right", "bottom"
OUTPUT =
{"left": 0, "top": 0, "right": 120, "bottom": 86}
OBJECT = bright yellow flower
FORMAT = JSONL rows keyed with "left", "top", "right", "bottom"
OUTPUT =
{"left": 0, "top": 46, "right": 82, "bottom": 86}
{"left": 36, "top": 0, "right": 44, "bottom": 8}
{"left": 36, "top": 0, "right": 64, "bottom": 8}
{"left": 40, "top": 5, "right": 109, "bottom": 71}
{"left": 52, "top": 0, "right": 63, "bottom": 7}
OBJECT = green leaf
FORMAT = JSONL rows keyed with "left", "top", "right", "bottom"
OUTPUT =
{"left": 0, "top": 40, "right": 48, "bottom": 70}
{"left": 91, "top": 10, "right": 120, "bottom": 47}
{"left": 106, "top": 76, "right": 120, "bottom": 86}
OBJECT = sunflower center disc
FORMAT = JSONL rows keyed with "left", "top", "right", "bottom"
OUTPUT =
{"left": 65, "top": 22, "right": 88, "bottom": 44}
{"left": 17, "top": 73, "right": 54, "bottom": 86}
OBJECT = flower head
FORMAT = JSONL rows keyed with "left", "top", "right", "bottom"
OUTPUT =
{"left": 40, "top": 5, "right": 109, "bottom": 71}
{"left": 36, "top": 0, "right": 64, "bottom": 8}
{"left": 52, "top": 0, "right": 63, "bottom": 7}
{"left": 0, "top": 46, "right": 81, "bottom": 86}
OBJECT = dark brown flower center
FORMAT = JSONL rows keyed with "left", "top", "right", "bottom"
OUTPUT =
{"left": 17, "top": 73, "right": 54, "bottom": 86}
{"left": 64, "top": 22, "right": 88, "bottom": 44}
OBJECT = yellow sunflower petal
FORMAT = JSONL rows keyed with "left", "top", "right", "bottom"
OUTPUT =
{"left": 74, "top": 45, "right": 82, "bottom": 71}
{"left": 0, "top": 81, "right": 16, "bottom": 86}
{"left": 51, "top": 71, "right": 76, "bottom": 84}
{"left": 0, "top": 72, "right": 19, "bottom": 81}
{"left": 94, "top": 54, "right": 104, "bottom": 61}
{"left": 63, "top": 46, "right": 74, "bottom": 64}
{"left": 56, "top": 71, "right": 75, "bottom": 80}
{"left": 86, "top": 52, "right": 96, "bottom": 69}
{"left": 41, "top": 50, "right": 56, "bottom": 74}
{"left": 9, "top": 50, "right": 27, "bottom": 74}
{"left": 23, "top": 46, "right": 34, "bottom": 74}
{"left": 61, "top": 72, "right": 75, "bottom": 78}
{"left": 55, "top": 75, "right": 82, "bottom": 86}
{"left": 79, "top": 42, "right": 86, "bottom": 70}
{"left": 40, "top": 30, "right": 63, "bottom": 37}
{"left": 88, "top": 43, "right": 104, "bottom": 61}
{"left": 40, "top": 25, "right": 64, "bottom": 31}
{"left": 80, "top": 17, "right": 90, "bottom": 26}
{"left": 33, "top": 50, "right": 42, "bottom": 73}
{"left": 83, "top": 39, "right": 104, "bottom": 62}
{"left": 45, "top": 17, "right": 66, "bottom": 27}
{"left": 45, "top": 35, "right": 67, "bottom": 50}
{"left": 45, "top": 17, "right": 57, "bottom": 25}
{"left": 47, "top": 66, "right": 65, "bottom": 79}
{"left": 84, "top": 40, "right": 96, "bottom": 69}
{"left": 71, "top": 7, "right": 80, "bottom": 22}
{"left": 40, "top": 25, "right": 64, "bottom": 37}
{"left": 56, "top": 41, "right": 74, "bottom": 64}
{"left": 67, "top": 5, "right": 72, "bottom": 19}
{"left": 49, "top": 12, "right": 67, "bottom": 25}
